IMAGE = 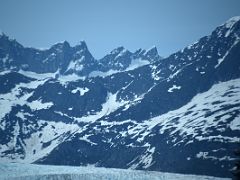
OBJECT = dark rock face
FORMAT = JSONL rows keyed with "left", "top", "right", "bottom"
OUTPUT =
{"left": 0, "top": 36, "right": 99, "bottom": 75}
{"left": 0, "top": 17, "right": 240, "bottom": 178}
{"left": 0, "top": 34, "right": 161, "bottom": 76}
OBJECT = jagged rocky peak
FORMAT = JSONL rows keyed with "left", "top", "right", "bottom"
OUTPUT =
{"left": 72, "top": 41, "right": 94, "bottom": 58}
{"left": 50, "top": 40, "right": 71, "bottom": 52}
{"left": 0, "top": 32, "right": 23, "bottom": 50}
{"left": 95, "top": 47, "right": 128, "bottom": 71}
{"left": 144, "top": 46, "right": 158, "bottom": 57}
{"left": 107, "top": 46, "right": 132, "bottom": 61}
{"left": 214, "top": 16, "right": 240, "bottom": 38}
{"left": 75, "top": 40, "right": 88, "bottom": 51}
{"left": 110, "top": 46, "right": 127, "bottom": 55}
{"left": 72, "top": 40, "right": 96, "bottom": 62}
{"left": 0, "top": 31, "right": 7, "bottom": 38}
{"left": 222, "top": 16, "right": 240, "bottom": 28}
{"left": 99, "top": 46, "right": 131, "bottom": 65}
{"left": 134, "top": 48, "right": 144, "bottom": 54}
{"left": 108, "top": 45, "right": 161, "bottom": 61}
{"left": 0, "top": 32, "right": 10, "bottom": 47}
{"left": 0, "top": 31, "right": 12, "bottom": 40}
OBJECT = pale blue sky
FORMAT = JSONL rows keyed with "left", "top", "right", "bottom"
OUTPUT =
{"left": 0, "top": 0, "right": 239, "bottom": 58}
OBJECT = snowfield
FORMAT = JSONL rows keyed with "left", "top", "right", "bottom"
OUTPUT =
{"left": 0, "top": 163, "right": 230, "bottom": 180}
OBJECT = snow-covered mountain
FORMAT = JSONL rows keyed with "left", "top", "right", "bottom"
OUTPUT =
{"left": 0, "top": 16, "right": 240, "bottom": 178}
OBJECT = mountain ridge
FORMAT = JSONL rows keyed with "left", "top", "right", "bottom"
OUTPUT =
{"left": 0, "top": 32, "right": 162, "bottom": 77}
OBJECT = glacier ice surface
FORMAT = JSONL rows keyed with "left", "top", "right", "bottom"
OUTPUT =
{"left": 0, "top": 163, "right": 230, "bottom": 180}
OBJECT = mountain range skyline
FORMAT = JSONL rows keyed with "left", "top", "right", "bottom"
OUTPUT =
{"left": 1, "top": 0, "right": 240, "bottom": 59}
{"left": 0, "top": 31, "right": 161, "bottom": 60}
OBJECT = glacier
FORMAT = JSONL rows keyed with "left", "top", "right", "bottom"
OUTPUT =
{"left": 0, "top": 163, "right": 229, "bottom": 180}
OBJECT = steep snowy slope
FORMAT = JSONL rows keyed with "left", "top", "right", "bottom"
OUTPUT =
{"left": 35, "top": 78, "right": 240, "bottom": 178}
